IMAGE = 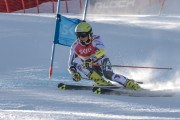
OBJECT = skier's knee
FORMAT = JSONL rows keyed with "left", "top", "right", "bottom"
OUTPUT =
{"left": 103, "top": 71, "right": 113, "bottom": 80}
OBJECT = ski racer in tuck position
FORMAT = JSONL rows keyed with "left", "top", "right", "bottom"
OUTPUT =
{"left": 68, "top": 22, "right": 141, "bottom": 90}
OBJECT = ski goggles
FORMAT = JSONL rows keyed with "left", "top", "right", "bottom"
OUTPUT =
{"left": 76, "top": 32, "right": 89, "bottom": 38}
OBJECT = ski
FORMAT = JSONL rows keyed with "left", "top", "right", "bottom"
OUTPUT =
{"left": 93, "top": 87, "right": 123, "bottom": 95}
{"left": 92, "top": 87, "right": 174, "bottom": 97}
{"left": 58, "top": 83, "right": 174, "bottom": 97}
{"left": 57, "top": 83, "right": 93, "bottom": 90}
{"left": 57, "top": 83, "right": 121, "bottom": 91}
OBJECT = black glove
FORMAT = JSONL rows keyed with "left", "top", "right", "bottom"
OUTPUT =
{"left": 83, "top": 58, "right": 93, "bottom": 68}
{"left": 72, "top": 72, "right": 82, "bottom": 82}
{"left": 68, "top": 66, "right": 77, "bottom": 74}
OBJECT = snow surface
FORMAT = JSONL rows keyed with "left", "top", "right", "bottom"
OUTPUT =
{"left": 0, "top": 12, "right": 180, "bottom": 120}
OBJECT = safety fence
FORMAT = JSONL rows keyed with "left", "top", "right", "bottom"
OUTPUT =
{"left": 0, "top": 0, "right": 83, "bottom": 13}
{"left": 0, "top": 0, "right": 179, "bottom": 15}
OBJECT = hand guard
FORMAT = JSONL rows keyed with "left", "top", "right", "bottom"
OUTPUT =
{"left": 72, "top": 72, "right": 82, "bottom": 82}
{"left": 83, "top": 58, "right": 93, "bottom": 68}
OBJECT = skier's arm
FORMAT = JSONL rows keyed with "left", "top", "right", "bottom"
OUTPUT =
{"left": 68, "top": 43, "right": 82, "bottom": 82}
{"left": 68, "top": 45, "right": 77, "bottom": 74}
{"left": 92, "top": 36, "right": 105, "bottom": 60}
{"left": 94, "top": 48, "right": 105, "bottom": 59}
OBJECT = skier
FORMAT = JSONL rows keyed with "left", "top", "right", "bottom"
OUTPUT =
{"left": 68, "top": 22, "right": 141, "bottom": 90}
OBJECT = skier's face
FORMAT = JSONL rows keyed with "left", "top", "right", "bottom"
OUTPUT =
{"left": 77, "top": 32, "right": 92, "bottom": 45}
{"left": 79, "top": 35, "right": 88, "bottom": 42}
{"left": 77, "top": 32, "right": 89, "bottom": 42}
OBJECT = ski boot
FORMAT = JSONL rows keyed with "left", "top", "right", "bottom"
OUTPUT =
{"left": 88, "top": 71, "right": 112, "bottom": 86}
{"left": 125, "top": 79, "right": 141, "bottom": 90}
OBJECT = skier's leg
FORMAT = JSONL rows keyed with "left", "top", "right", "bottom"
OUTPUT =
{"left": 73, "top": 57, "right": 110, "bottom": 85}
{"left": 101, "top": 57, "right": 141, "bottom": 90}
{"left": 101, "top": 57, "right": 126, "bottom": 84}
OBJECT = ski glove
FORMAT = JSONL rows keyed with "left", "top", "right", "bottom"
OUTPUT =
{"left": 72, "top": 72, "right": 82, "bottom": 82}
{"left": 83, "top": 59, "right": 93, "bottom": 68}
{"left": 68, "top": 66, "right": 77, "bottom": 74}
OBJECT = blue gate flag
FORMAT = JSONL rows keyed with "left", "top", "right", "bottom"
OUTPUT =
{"left": 54, "top": 15, "right": 82, "bottom": 46}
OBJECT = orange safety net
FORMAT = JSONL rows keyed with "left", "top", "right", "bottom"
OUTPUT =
{"left": 0, "top": 0, "right": 60, "bottom": 12}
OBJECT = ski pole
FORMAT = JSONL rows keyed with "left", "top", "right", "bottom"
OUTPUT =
{"left": 92, "top": 64, "right": 172, "bottom": 70}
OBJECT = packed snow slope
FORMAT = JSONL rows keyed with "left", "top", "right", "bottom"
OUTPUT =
{"left": 0, "top": 13, "right": 180, "bottom": 120}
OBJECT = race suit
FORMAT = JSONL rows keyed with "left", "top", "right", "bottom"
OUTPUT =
{"left": 68, "top": 35, "right": 127, "bottom": 86}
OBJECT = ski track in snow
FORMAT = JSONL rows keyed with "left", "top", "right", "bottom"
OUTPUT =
{"left": 1, "top": 110, "right": 180, "bottom": 120}
{"left": 1, "top": 66, "right": 180, "bottom": 120}
{"left": 1, "top": 85, "right": 180, "bottom": 120}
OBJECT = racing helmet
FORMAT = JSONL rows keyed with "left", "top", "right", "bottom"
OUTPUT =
{"left": 75, "top": 22, "right": 93, "bottom": 45}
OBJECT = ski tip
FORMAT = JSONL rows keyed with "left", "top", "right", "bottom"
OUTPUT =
{"left": 57, "top": 83, "right": 63, "bottom": 87}
{"left": 57, "top": 83, "right": 66, "bottom": 90}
